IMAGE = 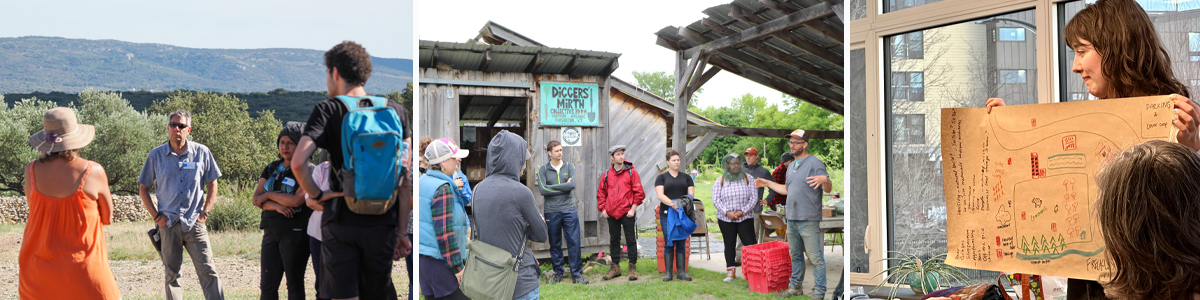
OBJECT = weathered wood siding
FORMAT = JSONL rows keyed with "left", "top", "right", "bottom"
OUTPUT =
{"left": 608, "top": 86, "right": 669, "bottom": 227}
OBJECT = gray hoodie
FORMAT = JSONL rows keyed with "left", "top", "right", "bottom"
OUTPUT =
{"left": 472, "top": 130, "right": 549, "bottom": 299}
{"left": 536, "top": 161, "right": 577, "bottom": 213}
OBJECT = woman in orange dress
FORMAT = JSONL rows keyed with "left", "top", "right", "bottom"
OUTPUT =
{"left": 19, "top": 107, "right": 121, "bottom": 299}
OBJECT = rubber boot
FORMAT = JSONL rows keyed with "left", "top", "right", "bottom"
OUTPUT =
{"left": 601, "top": 263, "right": 622, "bottom": 280}
{"left": 675, "top": 251, "right": 692, "bottom": 281}
{"left": 628, "top": 262, "right": 639, "bottom": 281}
{"left": 662, "top": 252, "right": 674, "bottom": 282}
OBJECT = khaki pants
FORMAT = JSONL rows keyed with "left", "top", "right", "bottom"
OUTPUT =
{"left": 160, "top": 222, "right": 224, "bottom": 300}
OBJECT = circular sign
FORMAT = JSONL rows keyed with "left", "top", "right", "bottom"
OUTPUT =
{"left": 562, "top": 127, "right": 582, "bottom": 147}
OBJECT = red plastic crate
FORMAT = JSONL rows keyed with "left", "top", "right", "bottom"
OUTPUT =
{"left": 747, "top": 271, "right": 790, "bottom": 294}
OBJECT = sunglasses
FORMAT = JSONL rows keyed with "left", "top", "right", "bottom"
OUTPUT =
{"left": 789, "top": 141, "right": 805, "bottom": 146}
{"left": 169, "top": 122, "right": 189, "bottom": 130}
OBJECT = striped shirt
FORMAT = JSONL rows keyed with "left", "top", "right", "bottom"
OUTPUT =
{"left": 712, "top": 174, "right": 758, "bottom": 222}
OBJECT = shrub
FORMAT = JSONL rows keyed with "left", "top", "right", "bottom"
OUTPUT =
{"left": 146, "top": 90, "right": 282, "bottom": 183}
{"left": 74, "top": 90, "right": 166, "bottom": 194}
{"left": 207, "top": 179, "right": 260, "bottom": 232}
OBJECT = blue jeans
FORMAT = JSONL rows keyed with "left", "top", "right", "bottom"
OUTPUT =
{"left": 546, "top": 210, "right": 583, "bottom": 279}
{"left": 514, "top": 287, "right": 539, "bottom": 300}
{"left": 787, "top": 220, "right": 826, "bottom": 297}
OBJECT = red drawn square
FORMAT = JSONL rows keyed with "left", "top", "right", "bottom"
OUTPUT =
{"left": 1051, "top": 223, "right": 1057, "bottom": 232}
{"left": 996, "top": 236, "right": 1001, "bottom": 246}
{"left": 1062, "top": 135, "right": 1077, "bottom": 150}
{"left": 1031, "top": 118, "right": 1037, "bottom": 127}
{"left": 1022, "top": 211, "right": 1026, "bottom": 220}
{"left": 997, "top": 249, "right": 1003, "bottom": 259}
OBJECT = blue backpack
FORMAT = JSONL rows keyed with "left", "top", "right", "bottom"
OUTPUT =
{"left": 336, "top": 95, "right": 405, "bottom": 215}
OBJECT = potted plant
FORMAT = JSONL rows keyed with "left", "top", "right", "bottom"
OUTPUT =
{"left": 871, "top": 252, "right": 970, "bottom": 300}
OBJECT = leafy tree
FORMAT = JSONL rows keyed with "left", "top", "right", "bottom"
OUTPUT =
{"left": 73, "top": 90, "right": 166, "bottom": 194}
{"left": 147, "top": 91, "right": 282, "bottom": 184}
{"left": 694, "top": 93, "right": 844, "bottom": 169}
{"left": 632, "top": 71, "right": 702, "bottom": 109}
{"left": 0, "top": 96, "right": 56, "bottom": 194}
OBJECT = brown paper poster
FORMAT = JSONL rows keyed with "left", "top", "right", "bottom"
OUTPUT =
{"left": 939, "top": 96, "right": 1175, "bottom": 279}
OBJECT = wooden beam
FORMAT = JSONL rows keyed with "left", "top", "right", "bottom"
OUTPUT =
{"left": 601, "top": 57, "right": 619, "bottom": 76}
{"left": 681, "top": 132, "right": 718, "bottom": 170}
{"left": 675, "top": 51, "right": 704, "bottom": 99}
{"left": 712, "top": 48, "right": 841, "bottom": 101}
{"left": 686, "top": 55, "right": 710, "bottom": 96}
{"left": 562, "top": 53, "right": 581, "bottom": 75}
{"left": 524, "top": 51, "right": 543, "bottom": 73}
{"left": 478, "top": 49, "right": 492, "bottom": 71}
{"left": 700, "top": 18, "right": 738, "bottom": 37}
{"left": 656, "top": 33, "right": 686, "bottom": 50}
{"left": 690, "top": 66, "right": 721, "bottom": 93}
{"left": 684, "top": 2, "right": 834, "bottom": 58}
{"left": 706, "top": 56, "right": 843, "bottom": 114}
{"left": 488, "top": 97, "right": 516, "bottom": 128}
{"left": 678, "top": 27, "right": 712, "bottom": 45}
{"left": 703, "top": 17, "right": 841, "bottom": 87}
{"left": 688, "top": 124, "right": 844, "bottom": 139}
{"left": 757, "top": 0, "right": 847, "bottom": 44}
{"left": 725, "top": 4, "right": 841, "bottom": 64}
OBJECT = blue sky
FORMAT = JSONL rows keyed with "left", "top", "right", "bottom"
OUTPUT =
{"left": 0, "top": 0, "right": 414, "bottom": 59}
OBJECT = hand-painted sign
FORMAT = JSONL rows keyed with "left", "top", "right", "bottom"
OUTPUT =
{"left": 540, "top": 82, "right": 599, "bottom": 126}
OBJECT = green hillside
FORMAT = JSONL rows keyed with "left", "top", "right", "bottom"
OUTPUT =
{"left": 0, "top": 36, "right": 412, "bottom": 94}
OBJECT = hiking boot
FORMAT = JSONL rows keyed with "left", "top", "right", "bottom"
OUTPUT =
{"left": 662, "top": 252, "right": 674, "bottom": 281}
{"left": 550, "top": 272, "right": 563, "bottom": 284}
{"left": 775, "top": 286, "right": 805, "bottom": 298}
{"left": 675, "top": 252, "right": 692, "bottom": 281}
{"left": 601, "top": 263, "right": 622, "bottom": 280}
{"left": 628, "top": 263, "right": 639, "bottom": 281}
{"left": 723, "top": 267, "right": 736, "bottom": 282}
{"left": 573, "top": 277, "right": 590, "bottom": 285}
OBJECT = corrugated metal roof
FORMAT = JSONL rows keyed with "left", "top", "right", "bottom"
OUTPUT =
{"left": 419, "top": 40, "right": 620, "bottom": 76}
{"left": 655, "top": 0, "right": 845, "bottom": 114}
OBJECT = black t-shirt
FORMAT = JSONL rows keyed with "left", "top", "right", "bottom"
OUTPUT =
{"left": 655, "top": 171, "right": 695, "bottom": 214}
{"left": 259, "top": 160, "right": 313, "bottom": 229}
{"left": 303, "top": 97, "right": 410, "bottom": 227}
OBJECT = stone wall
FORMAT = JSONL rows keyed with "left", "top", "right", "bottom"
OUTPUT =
{"left": 0, "top": 195, "right": 150, "bottom": 224}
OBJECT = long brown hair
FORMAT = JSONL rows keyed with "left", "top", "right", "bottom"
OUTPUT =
{"left": 1095, "top": 140, "right": 1200, "bottom": 299}
{"left": 1063, "top": 0, "right": 1190, "bottom": 99}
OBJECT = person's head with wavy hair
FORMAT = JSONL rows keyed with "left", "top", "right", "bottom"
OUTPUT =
{"left": 1094, "top": 140, "right": 1200, "bottom": 299}
{"left": 1063, "top": 0, "right": 1190, "bottom": 99}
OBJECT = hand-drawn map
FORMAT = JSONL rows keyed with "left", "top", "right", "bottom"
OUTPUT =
{"left": 940, "top": 96, "right": 1176, "bottom": 279}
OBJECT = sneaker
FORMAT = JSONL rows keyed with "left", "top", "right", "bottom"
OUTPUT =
{"left": 574, "top": 277, "right": 590, "bottom": 285}
{"left": 723, "top": 268, "right": 736, "bottom": 282}
{"left": 775, "top": 287, "right": 805, "bottom": 298}
{"left": 550, "top": 272, "right": 563, "bottom": 284}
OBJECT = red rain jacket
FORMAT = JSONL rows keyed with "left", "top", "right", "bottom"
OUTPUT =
{"left": 597, "top": 160, "right": 645, "bottom": 218}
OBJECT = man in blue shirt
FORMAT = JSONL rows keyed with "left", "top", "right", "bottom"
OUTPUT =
{"left": 138, "top": 109, "right": 225, "bottom": 300}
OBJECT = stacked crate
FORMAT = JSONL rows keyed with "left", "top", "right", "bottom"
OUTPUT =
{"left": 655, "top": 206, "right": 690, "bottom": 273}
{"left": 743, "top": 241, "right": 791, "bottom": 293}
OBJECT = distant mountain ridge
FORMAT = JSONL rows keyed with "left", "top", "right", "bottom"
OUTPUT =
{"left": 0, "top": 36, "right": 412, "bottom": 93}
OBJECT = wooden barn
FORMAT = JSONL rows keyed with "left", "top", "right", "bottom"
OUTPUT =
{"left": 418, "top": 22, "right": 720, "bottom": 257}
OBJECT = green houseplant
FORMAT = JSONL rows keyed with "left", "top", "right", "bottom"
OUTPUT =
{"left": 871, "top": 252, "right": 970, "bottom": 300}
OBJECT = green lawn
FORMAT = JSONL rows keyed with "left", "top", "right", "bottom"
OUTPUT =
{"left": 539, "top": 259, "right": 809, "bottom": 299}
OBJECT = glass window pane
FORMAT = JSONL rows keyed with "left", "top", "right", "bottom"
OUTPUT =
{"left": 886, "top": 9, "right": 1038, "bottom": 284}
{"left": 850, "top": 0, "right": 867, "bottom": 21}
{"left": 1060, "top": 0, "right": 1200, "bottom": 102}
{"left": 1000, "top": 70, "right": 1027, "bottom": 83}
{"left": 885, "top": 0, "right": 944, "bottom": 13}
{"left": 848, "top": 48, "right": 868, "bottom": 275}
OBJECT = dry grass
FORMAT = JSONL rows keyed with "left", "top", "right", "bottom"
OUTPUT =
{"left": 0, "top": 221, "right": 411, "bottom": 300}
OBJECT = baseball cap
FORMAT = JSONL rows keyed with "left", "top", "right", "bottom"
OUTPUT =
{"left": 424, "top": 138, "right": 469, "bottom": 165}
{"left": 781, "top": 152, "right": 795, "bottom": 162}
{"left": 784, "top": 129, "right": 809, "bottom": 141}
{"left": 744, "top": 147, "right": 759, "bottom": 155}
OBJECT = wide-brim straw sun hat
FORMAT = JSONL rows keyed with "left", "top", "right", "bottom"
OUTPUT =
{"left": 28, "top": 107, "right": 96, "bottom": 153}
